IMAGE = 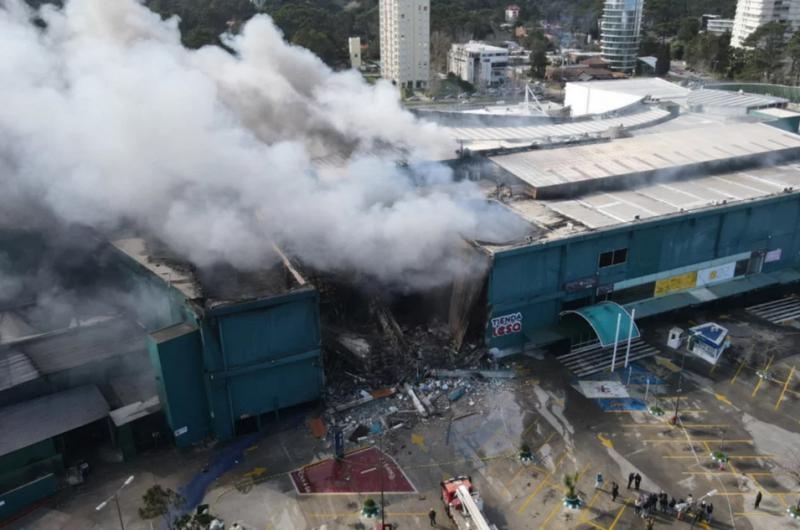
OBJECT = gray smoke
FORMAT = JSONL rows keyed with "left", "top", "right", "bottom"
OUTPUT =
{"left": 0, "top": 0, "right": 527, "bottom": 288}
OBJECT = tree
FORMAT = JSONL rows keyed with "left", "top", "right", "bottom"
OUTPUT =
{"left": 530, "top": 48, "right": 548, "bottom": 79}
{"left": 655, "top": 43, "right": 671, "bottom": 76}
{"left": 787, "top": 31, "right": 800, "bottom": 83}
{"left": 139, "top": 485, "right": 185, "bottom": 530}
{"left": 743, "top": 22, "right": 789, "bottom": 82}
{"left": 677, "top": 17, "right": 700, "bottom": 43}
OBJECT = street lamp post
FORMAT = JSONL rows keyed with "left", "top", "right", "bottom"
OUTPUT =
{"left": 96, "top": 475, "right": 134, "bottom": 530}
{"left": 690, "top": 489, "right": 717, "bottom": 528}
{"left": 671, "top": 349, "right": 687, "bottom": 425}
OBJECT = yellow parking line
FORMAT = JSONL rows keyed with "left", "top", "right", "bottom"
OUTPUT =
{"left": 752, "top": 356, "right": 775, "bottom": 397}
{"left": 578, "top": 489, "right": 603, "bottom": 528}
{"left": 663, "top": 454, "right": 774, "bottom": 459}
{"left": 731, "top": 360, "right": 746, "bottom": 384}
{"left": 539, "top": 464, "right": 591, "bottom": 530}
{"left": 775, "top": 366, "right": 796, "bottom": 410}
{"left": 517, "top": 453, "right": 567, "bottom": 514}
{"left": 643, "top": 439, "right": 753, "bottom": 444}
{"left": 623, "top": 423, "right": 729, "bottom": 428}
{"left": 607, "top": 498, "right": 630, "bottom": 530}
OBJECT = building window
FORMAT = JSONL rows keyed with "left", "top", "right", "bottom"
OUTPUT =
{"left": 598, "top": 248, "right": 628, "bottom": 268}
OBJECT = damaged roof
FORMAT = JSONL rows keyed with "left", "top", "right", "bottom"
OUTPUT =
{"left": 111, "top": 238, "right": 310, "bottom": 309}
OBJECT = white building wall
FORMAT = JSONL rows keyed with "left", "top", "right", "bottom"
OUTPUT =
{"left": 447, "top": 42, "right": 510, "bottom": 89}
{"left": 565, "top": 84, "right": 644, "bottom": 116}
{"left": 379, "top": 0, "right": 430, "bottom": 89}
{"left": 348, "top": 37, "right": 362, "bottom": 70}
{"left": 732, "top": 0, "right": 800, "bottom": 47}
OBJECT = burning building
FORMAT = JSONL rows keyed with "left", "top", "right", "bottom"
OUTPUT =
{"left": 110, "top": 238, "right": 324, "bottom": 446}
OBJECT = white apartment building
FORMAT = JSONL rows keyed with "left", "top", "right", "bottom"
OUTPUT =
{"left": 448, "top": 41, "right": 510, "bottom": 90}
{"left": 707, "top": 18, "right": 735, "bottom": 35}
{"left": 348, "top": 37, "right": 362, "bottom": 70}
{"left": 731, "top": 0, "right": 800, "bottom": 47}
{"left": 379, "top": 0, "right": 430, "bottom": 90}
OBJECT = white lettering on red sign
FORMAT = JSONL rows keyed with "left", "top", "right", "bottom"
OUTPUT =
{"left": 491, "top": 312, "right": 523, "bottom": 337}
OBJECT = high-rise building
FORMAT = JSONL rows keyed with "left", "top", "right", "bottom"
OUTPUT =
{"left": 600, "top": 0, "right": 645, "bottom": 73}
{"left": 379, "top": 0, "right": 430, "bottom": 90}
{"left": 348, "top": 37, "right": 362, "bottom": 70}
{"left": 731, "top": 0, "right": 800, "bottom": 47}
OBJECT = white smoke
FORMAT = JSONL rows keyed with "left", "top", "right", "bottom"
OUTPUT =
{"left": 0, "top": 0, "right": 526, "bottom": 288}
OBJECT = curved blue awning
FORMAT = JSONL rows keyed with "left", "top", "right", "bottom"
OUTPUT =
{"left": 561, "top": 301, "right": 640, "bottom": 348}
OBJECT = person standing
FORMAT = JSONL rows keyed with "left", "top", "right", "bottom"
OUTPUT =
{"left": 706, "top": 502, "right": 714, "bottom": 523}
{"left": 634, "top": 496, "right": 642, "bottom": 516}
{"left": 634, "top": 473, "right": 642, "bottom": 491}
{"left": 645, "top": 516, "right": 655, "bottom": 530}
{"left": 628, "top": 472, "right": 635, "bottom": 489}
{"left": 755, "top": 491, "right": 763, "bottom": 509}
{"left": 428, "top": 508, "right": 437, "bottom": 527}
{"left": 612, "top": 482, "right": 620, "bottom": 502}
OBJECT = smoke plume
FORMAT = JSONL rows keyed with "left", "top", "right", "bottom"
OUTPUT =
{"left": 0, "top": 0, "right": 526, "bottom": 288}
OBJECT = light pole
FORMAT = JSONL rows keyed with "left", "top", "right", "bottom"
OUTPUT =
{"left": 671, "top": 349, "right": 687, "bottom": 425}
{"left": 690, "top": 489, "right": 717, "bottom": 528}
{"left": 96, "top": 475, "right": 134, "bottom": 530}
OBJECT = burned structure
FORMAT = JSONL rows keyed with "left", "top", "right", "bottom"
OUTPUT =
{"left": 110, "top": 238, "right": 324, "bottom": 445}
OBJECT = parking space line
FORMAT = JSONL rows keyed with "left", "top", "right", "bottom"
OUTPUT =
{"left": 517, "top": 452, "right": 567, "bottom": 514}
{"left": 576, "top": 488, "right": 604, "bottom": 529}
{"left": 538, "top": 464, "right": 591, "bottom": 530}
{"left": 751, "top": 356, "right": 775, "bottom": 398}
{"left": 505, "top": 431, "right": 557, "bottom": 488}
{"left": 731, "top": 360, "right": 746, "bottom": 384}
{"left": 775, "top": 366, "right": 796, "bottom": 410}
{"left": 607, "top": 498, "right": 629, "bottom": 530}
{"left": 663, "top": 454, "right": 773, "bottom": 459}
{"left": 643, "top": 439, "right": 753, "bottom": 444}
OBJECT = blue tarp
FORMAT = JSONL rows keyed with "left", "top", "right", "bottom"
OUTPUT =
{"left": 562, "top": 302, "right": 640, "bottom": 348}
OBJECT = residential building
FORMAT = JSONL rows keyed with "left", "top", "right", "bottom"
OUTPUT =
{"left": 707, "top": 18, "right": 735, "bottom": 34}
{"left": 448, "top": 41, "right": 510, "bottom": 90}
{"left": 505, "top": 4, "right": 521, "bottom": 23}
{"left": 348, "top": 37, "right": 362, "bottom": 70}
{"left": 732, "top": 0, "right": 800, "bottom": 47}
{"left": 379, "top": 0, "right": 430, "bottom": 90}
{"left": 600, "top": 0, "right": 645, "bottom": 73}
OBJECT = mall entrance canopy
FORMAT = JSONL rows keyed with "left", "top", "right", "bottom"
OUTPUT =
{"left": 561, "top": 301, "right": 639, "bottom": 348}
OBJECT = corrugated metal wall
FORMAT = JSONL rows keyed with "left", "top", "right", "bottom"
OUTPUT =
{"left": 202, "top": 289, "right": 323, "bottom": 440}
{"left": 487, "top": 193, "right": 800, "bottom": 349}
{"left": 148, "top": 288, "right": 324, "bottom": 443}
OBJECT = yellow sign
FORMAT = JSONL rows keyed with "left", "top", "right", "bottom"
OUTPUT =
{"left": 654, "top": 271, "right": 698, "bottom": 297}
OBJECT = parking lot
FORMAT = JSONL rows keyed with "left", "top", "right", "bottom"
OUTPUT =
{"left": 9, "top": 292, "right": 800, "bottom": 530}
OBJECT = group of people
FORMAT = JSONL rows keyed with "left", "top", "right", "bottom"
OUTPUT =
{"left": 616, "top": 473, "right": 715, "bottom": 526}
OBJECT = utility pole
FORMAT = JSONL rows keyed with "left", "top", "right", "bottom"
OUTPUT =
{"left": 379, "top": 432, "right": 386, "bottom": 530}
{"left": 671, "top": 349, "right": 687, "bottom": 425}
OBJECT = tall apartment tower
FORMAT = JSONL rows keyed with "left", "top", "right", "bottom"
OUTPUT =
{"left": 732, "top": 0, "right": 800, "bottom": 47}
{"left": 600, "top": 0, "right": 645, "bottom": 73}
{"left": 379, "top": 0, "right": 430, "bottom": 90}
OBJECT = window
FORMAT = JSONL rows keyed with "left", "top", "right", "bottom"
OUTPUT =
{"left": 598, "top": 248, "right": 628, "bottom": 268}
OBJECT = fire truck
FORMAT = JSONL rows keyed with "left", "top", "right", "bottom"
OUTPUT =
{"left": 441, "top": 476, "right": 498, "bottom": 530}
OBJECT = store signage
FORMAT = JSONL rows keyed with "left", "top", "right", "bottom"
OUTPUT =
{"left": 654, "top": 271, "right": 697, "bottom": 297}
{"left": 696, "top": 262, "right": 736, "bottom": 286}
{"left": 564, "top": 276, "right": 598, "bottom": 293}
{"left": 491, "top": 312, "right": 523, "bottom": 337}
{"left": 766, "top": 248, "right": 782, "bottom": 263}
